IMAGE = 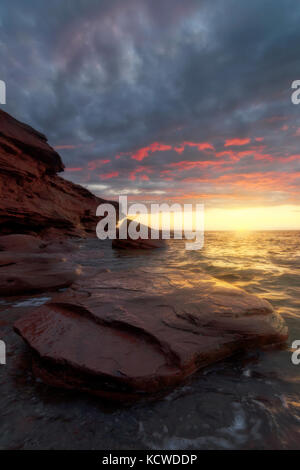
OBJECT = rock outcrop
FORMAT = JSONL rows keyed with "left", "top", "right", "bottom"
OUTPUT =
{"left": 14, "top": 268, "right": 288, "bottom": 401}
{"left": 0, "top": 233, "right": 76, "bottom": 254}
{"left": 0, "top": 234, "right": 81, "bottom": 296}
{"left": 0, "top": 110, "right": 116, "bottom": 238}
{"left": 0, "top": 253, "right": 80, "bottom": 296}
{"left": 112, "top": 219, "right": 166, "bottom": 249}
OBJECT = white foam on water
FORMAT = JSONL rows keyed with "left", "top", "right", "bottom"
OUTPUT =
{"left": 141, "top": 402, "right": 255, "bottom": 450}
{"left": 13, "top": 297, "right": 51, "bottom": 308}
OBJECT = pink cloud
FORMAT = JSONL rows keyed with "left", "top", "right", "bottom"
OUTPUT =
{"left": 130, "top": 140, "right": 214, "bottom": 161}
{"left": 293, "top": 128, "right": 300, "bottom": 136}
{"left": 224, "top": 138, "right": 250, "bottom": 147}
{"left": 129, "top": 165, "right": 153, "bottom": 181}
{"left": 100, "top": 171, "right": 119, "bottom": 180}
{"left": 183, "top": 141, "right": 215, "bottom": 151}
{"left": 169, "top": 159, "right": 230, "bottom": 171}
{"left": 216, "top": 150, "right": 234, "bottom": 158}
{"left": 174, "top": 145, "right": 185, "bottom": 154}
{"left": 216, "top": 147, "right": 272, "bottom": 163}
{"left": 278, "top": 154, "right": 300, "bottom": 162}
{"left": 88, "top": 159, "right": 110, "bottom": 171}
{"left": 132, "top": 142, "right": 172, "bottom": 161}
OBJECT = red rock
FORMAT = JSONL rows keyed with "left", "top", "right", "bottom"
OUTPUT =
{"left": 0, "top": 253, "right": 80, "bottom": 296}
{"left": 0, "top": 234, "right": 81, "bottom": 295}
{"left": 112, "top": 219, "right": 166, "bottom": 249}
{"left": 0, "top": 110, "right": 117, "bottom": 238}
{"left": 0, "top": 234, "right": 76, "bottom": 254}
{"left": 14, "top": 269, "right": 288, "bottom": 401}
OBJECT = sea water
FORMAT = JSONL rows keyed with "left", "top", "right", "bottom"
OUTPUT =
{"left": 0, "top": 231, "right": 299, "bottom": 449}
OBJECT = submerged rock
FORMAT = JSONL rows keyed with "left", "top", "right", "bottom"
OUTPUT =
{"left": 14, "top": 268, "right": 288, "bottom": 401}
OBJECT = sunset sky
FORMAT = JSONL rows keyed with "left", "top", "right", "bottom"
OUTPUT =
{"left": 1, "top": 0, "right": 300, "bottom": 229}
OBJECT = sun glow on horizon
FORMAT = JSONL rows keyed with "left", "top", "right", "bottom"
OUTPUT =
{"left": 205, "top": 204, "right": 300, "bottom": 231}
{"left": 129, "top": 204, "right": 300, "bottom": 232}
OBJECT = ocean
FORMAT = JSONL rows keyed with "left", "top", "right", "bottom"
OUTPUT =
{"left": 0, "top": 231, "right": 299, "bottom": 449}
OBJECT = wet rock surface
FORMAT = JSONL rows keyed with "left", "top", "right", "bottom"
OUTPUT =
{"left": 0, "top": 234, "right": 76, "bottom": 254}
{"left": 112, "top": 219, "right": 166, "bottom": 250}
{"left": 0, "top": 236, "right": 297, "bottom": 449}
{"left": 0, "top": 234, "right": 83, "bottom": 296}
{"left": 0, "top": 253, "right": 80, "bottom": 296}
{"left": 14, "top": 268, "right": 288, "bottom": 401}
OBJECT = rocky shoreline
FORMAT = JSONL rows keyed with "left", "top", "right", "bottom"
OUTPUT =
{"left": 1, "top": 230, "right": 288, "bottom": 402}
{"left": 0, "top": 111, "right": 288, "bottom": 402}
{"left": 0, "top": 109, "right": 118, "bottom": 238}
{"left": 14, "top": 263, "right": 288, "bottom": 402}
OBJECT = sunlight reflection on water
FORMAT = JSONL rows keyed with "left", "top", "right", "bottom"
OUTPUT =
{"left": 1, "top": 231, "right": 300, "bottom": 450}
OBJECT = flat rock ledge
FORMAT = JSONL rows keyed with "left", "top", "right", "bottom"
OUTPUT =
{"left": 14, "top": 268, "right": 288, "bottom": 402}
{"left": 0, "top": 234, "right": 81, "bottom": 296}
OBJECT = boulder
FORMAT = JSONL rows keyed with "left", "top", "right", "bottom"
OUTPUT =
{"left": 112, "top": 219, "right": 166, "bottom": 249}
{"left": 14, "top": 268, "right": 288, "bottom": 401}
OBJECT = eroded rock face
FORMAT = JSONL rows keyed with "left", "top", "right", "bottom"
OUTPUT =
{"left": 14, "top": 268, "right": 288, "bottom": 401}
{"left": 0, "top": 110, "right": 115, "bottom": 238}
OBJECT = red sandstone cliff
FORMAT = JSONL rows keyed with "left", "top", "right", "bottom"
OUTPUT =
{"left": 0, "top": 109, "right": 114, "bottom": 238}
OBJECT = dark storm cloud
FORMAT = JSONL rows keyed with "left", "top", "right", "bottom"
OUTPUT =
{"left": 1, "top": 0, "right": 300, "bottom": 206}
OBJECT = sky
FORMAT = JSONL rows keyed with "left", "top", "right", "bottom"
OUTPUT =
{"left": 1, "top": 0, "right": 300, "bottom": 229}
